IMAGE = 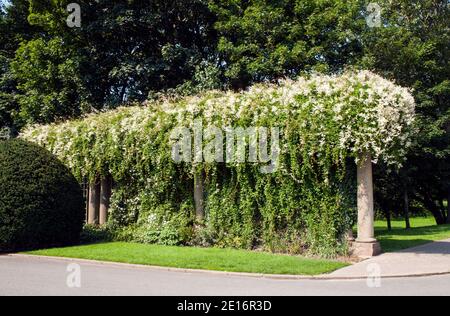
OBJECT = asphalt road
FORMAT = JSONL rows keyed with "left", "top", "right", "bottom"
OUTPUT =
{"left": 0, "top": 255, "right": 449, "bottom": 296}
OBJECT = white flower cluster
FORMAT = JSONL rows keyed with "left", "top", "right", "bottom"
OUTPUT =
{"left": 21, "top": 70, "right": 416, "bottom": 180}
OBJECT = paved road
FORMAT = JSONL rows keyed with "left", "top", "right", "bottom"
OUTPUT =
{"left": 0, "top": 255, "right": 449, "bottom": 296}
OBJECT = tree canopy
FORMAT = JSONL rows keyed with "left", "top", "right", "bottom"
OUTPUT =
{"left": 7, "top": 0, "right": 219, "bottom": 127}
{"left": 359, "top": 0, "right": 450, "bottom": 224}
{"left": 210, "top": 0, "right": 366, "bottom": 88}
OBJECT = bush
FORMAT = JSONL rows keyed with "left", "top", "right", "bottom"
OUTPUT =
{"left": 0, "top": 139, "right": 85, "bottom": 252}
{"left": 80, "top": 225, "right": 113, "bottom": 244}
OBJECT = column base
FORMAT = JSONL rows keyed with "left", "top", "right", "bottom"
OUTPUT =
{"left": 351, "top": 239, "right": 382, "bottom": 258}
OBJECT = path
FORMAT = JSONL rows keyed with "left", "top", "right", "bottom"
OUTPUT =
{"left": 330, "top": 238, "right": 450, "bottom": 278}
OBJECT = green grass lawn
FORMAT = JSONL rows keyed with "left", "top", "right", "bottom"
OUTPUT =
{"left": 374, "top": 217, "right": 450, "bottom": 252}
{"left": 24, "top": 217, "right": 450, "bottom": 274}
{"left": 25, "top": 242, "right": 348, "bottom": 276}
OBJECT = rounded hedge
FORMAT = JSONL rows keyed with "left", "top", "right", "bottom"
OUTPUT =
{"left": 0, "top": 139, "right": 85, "bottom": 252}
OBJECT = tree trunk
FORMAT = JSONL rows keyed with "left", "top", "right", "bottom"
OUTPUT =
{"left": 386, "top": 209, "right": 392, "bottom": 231}
{"left": 428, "top": 202, "right": 446, "bottom": 225}
{"left": 418, "top": 192, "right": 446, "bottom": 225}
{"left": 431, "top": 209, "right": 446, "bottom": 225}
{"left": 404, "top": 189, "right": 411, "bottom": 229}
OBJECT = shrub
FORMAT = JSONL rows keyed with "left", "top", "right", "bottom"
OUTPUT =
{"left": 0, "top": 139, "right": 85, "bottom": 252}
{"left": 80, "top": 225, "right": 113, "bottom": 244}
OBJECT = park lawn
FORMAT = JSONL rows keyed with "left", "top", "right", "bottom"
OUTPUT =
{"left": 374, "top": 217, "right": 450, "bottom": 252}
{"left": 25, "top": 242, "right": 348, "bottom": 276}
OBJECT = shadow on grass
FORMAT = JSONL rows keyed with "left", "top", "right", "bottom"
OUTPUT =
{"left": 379, "top": 238, "right": 437, "bottom": 253}
{"left": 397, "top": 241, "right": 450, "bottom": 255}
{"left": 376, "top": 224, "right": 450, "bottom": 253}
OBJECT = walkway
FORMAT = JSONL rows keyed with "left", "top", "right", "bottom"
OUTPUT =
{"left": 330, "top": 239, "right": 450, "bottom": 278}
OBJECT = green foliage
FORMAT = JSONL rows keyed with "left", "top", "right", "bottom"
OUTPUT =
{"left": 11, "top": 37, "right": 85, "bottom": 125}
{"left": 359, "top": 0, "right": 450, "bottom": 224}
{"left": 209, "top": 0, "right": 365, "bottom": 88}
{"left": 27, "top": 0, "right": 219, "bottom": 107}
{"left": 0, "top": 139, "right": 85, "bottom": 252}
{"left": 22, "top": 72, "right": 415, "bottom": 257}
{"left": 113, "top": 202, "right": 194, "bottom": 247}
{"left": 1, "top": 0, "right": 221, "bottom": 128}
{"left": 80, "top": 224, "right": 113, "bottom": 245}
{"left": 0, "top": 0, "right": 40, "bottom": 132}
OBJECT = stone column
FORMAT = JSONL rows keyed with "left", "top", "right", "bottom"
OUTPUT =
{"left": 99, "top": 176, "right": 111, "bottom": 225}
{"left": 88, "top": 179, "right": 100, "bottom": 225}
{"left": 194, "top": 171, "right": 205, "bottom": 221}
{"left": 353, "top": 153, "right": 381, "bottom": 258}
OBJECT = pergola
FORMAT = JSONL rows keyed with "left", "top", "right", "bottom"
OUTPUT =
{"left": 86, "top": 152, "right": 382, "bottom": 258}
{"left": 54, "top": 70, "right": 421, "bottom": 260}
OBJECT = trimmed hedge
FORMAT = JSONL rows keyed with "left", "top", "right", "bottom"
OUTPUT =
{"left": 0, "top": 139, "right": 85, "bottom": 252}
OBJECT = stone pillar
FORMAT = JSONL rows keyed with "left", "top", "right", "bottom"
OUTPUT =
{"left": 88, "top": 179, "right": 100, "bottom": 225}
{"left": 99, "top": 176, "right": 111, "bottom": 225}
{"left": 194, "top": 171, "right": 205, "bottom": 221}
{"left": 353, "top": 153, "right": 381, "bottom": 258}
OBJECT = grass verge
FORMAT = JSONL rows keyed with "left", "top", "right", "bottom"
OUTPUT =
{"left": 25, "top": 242, "right": 348, "bottom": 276}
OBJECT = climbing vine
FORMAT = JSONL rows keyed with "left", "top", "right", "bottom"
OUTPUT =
{"left": 22, "top": 71, "right": 416, "bottom": 257}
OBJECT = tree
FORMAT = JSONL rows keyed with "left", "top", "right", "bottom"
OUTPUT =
{"left": 0, "top": 0, "right": 42, "bottom": 132}
{"left": 0, "top": 6, "right": 14, "bottom": 134}
{"left": 11, "top": 37, "right": 85, "bottom": 125}
{"left": 27, "top": 0, "right": 219, "bottom": 109}
{"left": 209, "top": 0, "right": 366, "bottom": 89}
{"left": 362, "top": 0, "right": 450, "bottom": 225}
